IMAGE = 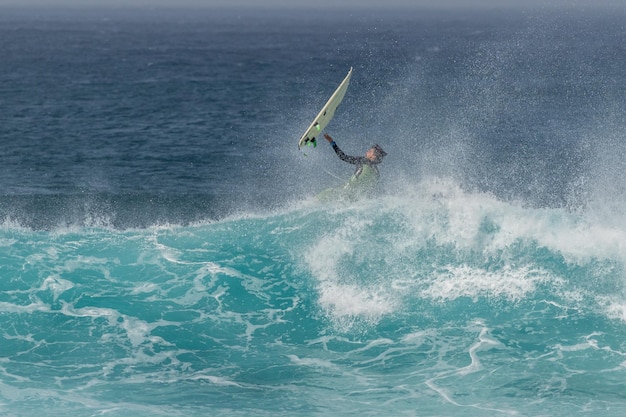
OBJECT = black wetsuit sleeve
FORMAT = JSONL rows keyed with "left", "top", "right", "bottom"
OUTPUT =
{"left": 331, "top": 142, "right": 367, "bottom": 165}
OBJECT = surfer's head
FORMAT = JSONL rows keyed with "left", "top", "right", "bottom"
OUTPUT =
{"left": 366, "top": 144, "right": 387, "bottom": 163}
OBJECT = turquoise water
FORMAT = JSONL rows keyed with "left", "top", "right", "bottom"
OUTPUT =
{"left": 3, "top": 179, "right": 626, "bottom": 416}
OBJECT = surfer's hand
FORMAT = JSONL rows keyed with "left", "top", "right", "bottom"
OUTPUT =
{"left": 324, "top": 134, "right": 333, "bottom": 143}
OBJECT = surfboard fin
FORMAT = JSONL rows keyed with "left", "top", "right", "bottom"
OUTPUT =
{"left": 302, "top": 138, "right": 317, "bottom": 148}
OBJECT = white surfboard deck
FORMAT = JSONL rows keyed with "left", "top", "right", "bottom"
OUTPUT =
{"left": 298, "top": 67, "right": 353, "bottom": 150}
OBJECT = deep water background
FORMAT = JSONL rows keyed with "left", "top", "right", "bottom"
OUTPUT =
{"left": 1, "top": 5, "right": 626, "bottom": 417}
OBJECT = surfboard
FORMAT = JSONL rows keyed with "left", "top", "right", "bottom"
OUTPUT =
{"left": 298, "top": 67, "right": 353, "bottom": 150}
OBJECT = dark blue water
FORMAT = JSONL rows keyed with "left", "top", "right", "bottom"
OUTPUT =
{"left": 2, "top": 6, "right": 626, "bottom": 416}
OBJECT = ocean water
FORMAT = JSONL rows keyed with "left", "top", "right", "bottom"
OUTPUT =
{"left": 2, "top": 5, "right": 626, "bottom": 416}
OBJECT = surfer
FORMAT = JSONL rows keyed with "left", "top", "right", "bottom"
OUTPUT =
{"left": 321, "top": 133, "right": 387, "bottom": 199}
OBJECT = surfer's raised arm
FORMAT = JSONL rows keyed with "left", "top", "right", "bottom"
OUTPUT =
{"left": 323, "top": 133, "right": 386, "bottom": 166}
{"left": 324, "top": 134, "right": 359, "bottom": 165}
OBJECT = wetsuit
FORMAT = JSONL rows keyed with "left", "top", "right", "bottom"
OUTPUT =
{"left": 329, "top": 141, "right": 381, "bottom": 198}
{"left": 330, "top": 141, "right": 381, "bottom": 180}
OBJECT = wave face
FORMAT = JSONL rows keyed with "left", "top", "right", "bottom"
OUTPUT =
{"left": 2, "top": 6, "right": 626, "bottom": 417}
{"left": 3, "top": 179, "right": 626, "bottom": 416}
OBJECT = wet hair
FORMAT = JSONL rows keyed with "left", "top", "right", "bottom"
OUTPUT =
{"left": 370, "top": 144, "right": 387, "bottom": 162}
